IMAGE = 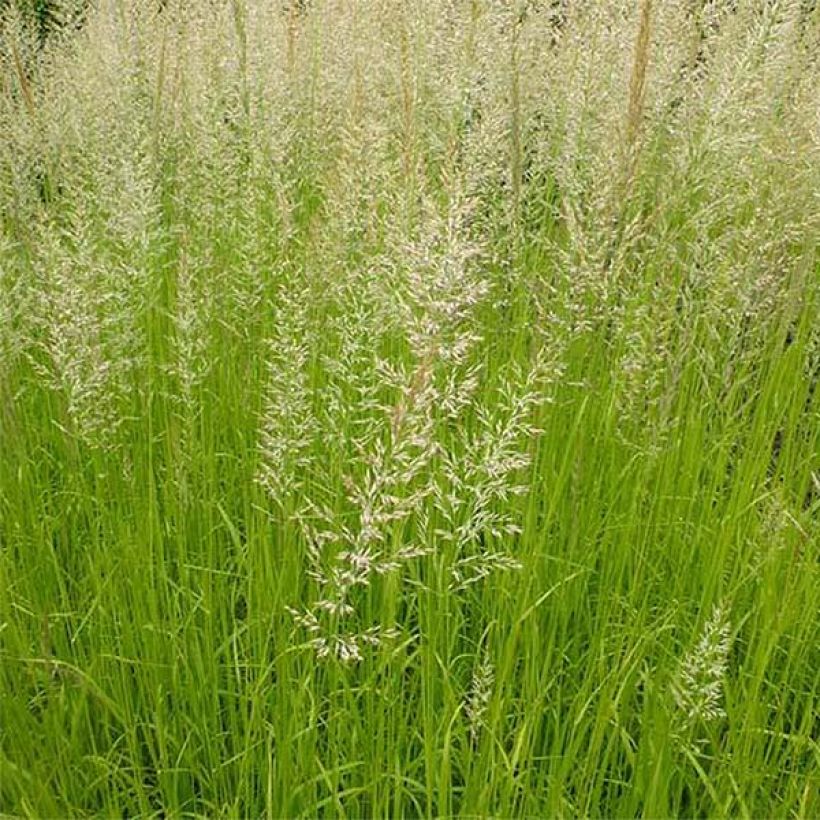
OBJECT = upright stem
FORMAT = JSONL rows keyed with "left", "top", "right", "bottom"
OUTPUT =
{"left": 509, "top": 16, "right": 522, "bottom": 243}
{"left": 624, "top": 0, "right": 653, "bottom": 191}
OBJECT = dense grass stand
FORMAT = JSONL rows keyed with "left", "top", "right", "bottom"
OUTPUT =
{"left": 0, "top": 1, "right": 818, "bottom": 816}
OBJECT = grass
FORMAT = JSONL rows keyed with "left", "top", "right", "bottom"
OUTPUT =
{"left": 0, "top": 0, "right": 818, "bottom": 816}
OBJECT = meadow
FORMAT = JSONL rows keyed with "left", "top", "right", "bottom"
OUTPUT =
{"left": 0, "top": 1, "right": 818, "bottom": 816}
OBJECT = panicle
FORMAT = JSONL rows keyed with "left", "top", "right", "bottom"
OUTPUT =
{"left": 255, "top": 289, "right": 318, "bottom": 507}
{"left": 671, "top": 604, "right": 732, "bottom": 729}
{"left": 465, "top": 651, "right": 495, "bottom": 745}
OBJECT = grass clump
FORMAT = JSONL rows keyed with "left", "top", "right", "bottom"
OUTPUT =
{"left": 0, "top": 1, "right": 818, "bottom": 816}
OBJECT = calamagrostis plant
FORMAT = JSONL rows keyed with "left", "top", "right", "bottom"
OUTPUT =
{"left": 0, "top": 237, "right": 22, "bottom": 380}
{"left": 288, "top": 197, "right": 498, "bottom": 662}
{"left": 288, "top": 335, "right": 440, "bottom": 660}
{"left": 671, "top": 604, "right": 732, "bottom": 732}
{"left": 295, "top": 346, "right": 437, "bottom": 640}
{"left": 165, "top": 247, "right": 212, "bottom": 473}
{"left": 442, "top": 348, "right": 559, "bottom": 591}
{"left": 465, "top": 651, "right": 495, "bottom": 745}
{"left": 34, "top": 228, "right": 138, "bottom": 452}
{"left": 286, "top": 189, "right": 564, "bottom": 662}
{"left": 256, "top": 289, "right": 317, "bottom": 509}
{"left": 391, "top": 196, "right": 488, "bottom": 368}
{"left": 174, "top": 251, "right": 213, "bottom": 381}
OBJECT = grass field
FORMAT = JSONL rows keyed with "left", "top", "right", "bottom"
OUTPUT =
{"left": 1, "top": 1, "right": 818, "bottom": 816}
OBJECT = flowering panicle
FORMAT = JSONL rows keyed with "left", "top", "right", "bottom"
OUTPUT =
{"left": 438, "top": 349, "right": 559, "bottom": 591}
{"left": 167, "top": 249, "right": 211, "bottom": 413}
{"left": 465, "top": 651, "right": 495, "bottom": 745}
{"left": 671, "top": 605, "right": 732, "bottom": 730}
{"left": 33, "top": 227, "right": 141, "bottom": 452}
{"left": 288, "top": 353, "right": 438, "bottom": 660}
{"left": 256, "top": 290, "right": 318, "bottom": 507}
{"left": 0, "top": 238, "right": 24, "bottom": 378}
{"left": 287, "top": 198, "right": 514, "bottom": 662}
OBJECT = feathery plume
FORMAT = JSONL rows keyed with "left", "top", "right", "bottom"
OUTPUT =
{"left": 672, "top": 604, "right": 732, "bottom": 729}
